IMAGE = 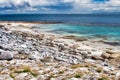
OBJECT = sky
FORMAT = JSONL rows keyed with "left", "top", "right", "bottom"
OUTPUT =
{"left": 0, "top": 0, "right": 120, "bottom": 14}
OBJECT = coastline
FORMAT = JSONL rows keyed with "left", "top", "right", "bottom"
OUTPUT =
{"left": 0, "top": 22, "right": 120, "bottom": 80}
{"left": 0, "top": 21, "right": 62, "bottom": 24}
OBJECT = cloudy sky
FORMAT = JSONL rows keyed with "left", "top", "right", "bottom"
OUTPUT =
{"left": 0, "top": 0, "right": 120, "bottom": 14}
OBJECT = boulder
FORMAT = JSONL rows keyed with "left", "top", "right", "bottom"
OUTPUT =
{"left": 15, "top": 73, "right": 28, "bottom": 80}
{"left": 91, "top": 56, "right": 103, "bottom": 60}
{"left": 0, "top": 49, "right": 13, "bottom": 60}
{"left": 109, "top": 54, "right": 120, "bottom": 59}
{"left": 101, "top": 53, "right": 110, "bottom": 59}
{"left": 0, "top": 24, "right": 4, "bottom": 28}
{"left": 101, "top": 51, "right": 120, "bottom": 59}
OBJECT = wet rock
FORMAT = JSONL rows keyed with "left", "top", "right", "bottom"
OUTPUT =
{"left": 0, "top": 49, "right": 13, "bottom": 60}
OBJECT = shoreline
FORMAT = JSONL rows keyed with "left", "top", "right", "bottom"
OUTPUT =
{"left": 0, "top": 21, "right": 62, "bottom": 24}
{"left": 0, "top": 22, "right": 120, "bottom": 80}
{"left": 1, "top": 21, "right": 120, "bottom": 46}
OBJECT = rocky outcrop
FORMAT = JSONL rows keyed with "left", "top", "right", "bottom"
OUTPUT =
{"left": 0, "top": 22, "right": 119, "bottom": 80}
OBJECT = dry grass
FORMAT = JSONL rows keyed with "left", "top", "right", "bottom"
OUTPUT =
{"left": 14, "top": 66, "right": 38, "bottom": 77}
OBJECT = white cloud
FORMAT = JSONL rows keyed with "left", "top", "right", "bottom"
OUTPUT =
{"left": 71, "top": 0, "right": 120, "bottom": 13}
{"left": 0, "top": 0, "right": 120, "bottom": 13}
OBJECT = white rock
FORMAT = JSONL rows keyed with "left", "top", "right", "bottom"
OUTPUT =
{"left": 29, "top": 51, "right": 43, "bottom": 60}
{"left": 29, "top": 78, "right": 37, "bottom": 80}
{"left": 6, "top": 78, "right": 13, "bottom": 80}
{"left": 0, "top": 77, "right": 3, "bottom": 80}
{"left": 116, "top": 71, "right": 120, "bottom": 77}
{"left": 21, "top": 44, "right": 27, "bottom": 48}
{"left": 85, "top": 59, "right": 95, "bottom": 63}
{"left": 0, "top": 49, "right": 13, "bottom": 60}
{"left": 79, "top": 67, "right": 89, "bottom": 72}
{"left": 15, "top": 73, "right": 28, "bottom": 80}
{"left": 50, "top": 78, "right": 56, "bottom": 80}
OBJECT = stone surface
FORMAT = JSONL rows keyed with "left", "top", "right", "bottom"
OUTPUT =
{"left": 101, "top": 51, "right": 120, "bottom": 59}
{"left": 0, "top": 49, "right": 13, "bottom": 60}
{"left": 0, "top": 22, "right": 119, "bottom": 80}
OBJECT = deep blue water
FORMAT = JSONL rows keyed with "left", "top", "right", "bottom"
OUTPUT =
{"left": 0, "top": 14, "right": 120, "bottom": 27}
{"left": 0, "top": 14, "right": 120, "bottom": 42}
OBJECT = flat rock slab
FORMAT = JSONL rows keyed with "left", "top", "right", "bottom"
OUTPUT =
{"left": 0, "top": 49, "right": 13, "bottom": 60}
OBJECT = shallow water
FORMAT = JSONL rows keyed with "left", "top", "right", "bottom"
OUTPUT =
{"left": 37, "top": 23, "right": 120, "bottom": 42}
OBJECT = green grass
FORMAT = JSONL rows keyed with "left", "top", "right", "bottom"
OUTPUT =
{"left": 14, "top": 66, "right": 38, "bottom": 77}
{"left": 58, "top": 71, "right": 64, "bottom": 74}
{"left": 30, "top": 71, "right": 38, "bottom": 77}
{"left": 74, "top": 74, "right": 81, "bottom": 78}
{"left": 9, "top": 74, "right": 14, "bottom": 78}
{"left": 96, "top": 67, "right": 102, "bottom": 73}
{"left": 98, "top": 77, "right": 109, "bottom": 80}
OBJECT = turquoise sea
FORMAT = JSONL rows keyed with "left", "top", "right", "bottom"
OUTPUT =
{"left": 37, "top": 23, "right": 120, "bottom": 42}
{"left": 0, "top": 14, "right": 120, "bottom": 42}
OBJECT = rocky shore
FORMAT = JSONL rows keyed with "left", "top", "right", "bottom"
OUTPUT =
{"left": 0, "top": 22, "right": 120, "bottom": 80}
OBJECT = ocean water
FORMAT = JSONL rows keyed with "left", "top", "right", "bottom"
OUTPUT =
{"left": 37, "top": 24, "right": 120, "bottom": 42}
{"left": 0, "top": 14, "right": 120, "bottom": 42}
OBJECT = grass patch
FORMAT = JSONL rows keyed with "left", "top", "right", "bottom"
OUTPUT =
{"left": 71, "top": 64, "right": 83, "bottom": 69}
{"left": 46, "top": 74, "right": 55, "bottom": 80}
{"left": 98, "top": 77, "right": 109, "bottom": 80}
{"left": 14, "top": 66, "right": 38, "bottom": 77}
{"left": 74, "top": 74, "right": 81, "bottom": 78}
{"left": 96, "top": 67, "right": 103, "bottom": 73}
{"left": 9, "top": 73, "right": 14, "bottom": 78}
{"left": 71, "top": 63, "right": 91, "bottom": 69}
{"left": 0, "top": 64, "right": 4, "bottom": 67}
{"left": 30, "top": 71, "right": 38, "bottom": 77}
{"left": 58, "top": 71, "right": 64, "bottom": 74}
{"left": 62, "top": 78, "right": 66, "bottom": 80}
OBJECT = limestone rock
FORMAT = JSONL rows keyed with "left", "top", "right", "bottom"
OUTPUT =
{"left": 15, "top": 73, "right": 28, "bottom": 80}
{"left": 109, "top": 54, "right": 120, "bottom": 59}
{"left": 101, "top": 53, "right": 110, "bottom": 59}
{"left": 0, "top": 49, "right": 13, "bottom": 60}
{"left": 101, "top": 51, "right": 120, "bottom": 59}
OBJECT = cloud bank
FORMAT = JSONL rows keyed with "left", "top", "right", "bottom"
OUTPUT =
{"left": 0, "top": 0, "right": 120, "bottom": 13}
